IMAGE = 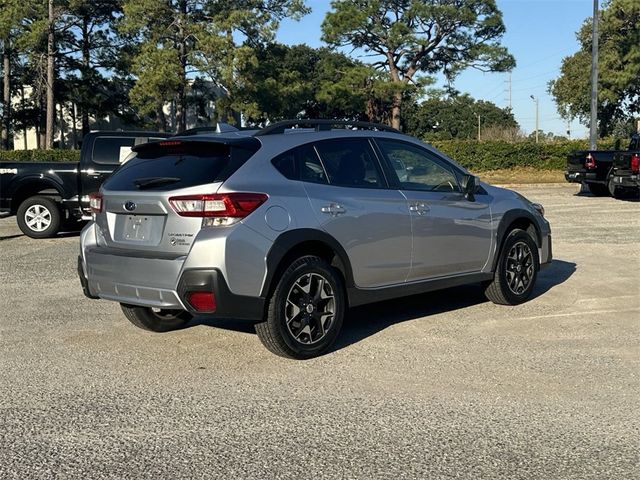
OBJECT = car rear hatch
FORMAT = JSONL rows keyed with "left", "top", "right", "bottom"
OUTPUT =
{"left": 92, "top": 136, "right": 260, "bottom": 256}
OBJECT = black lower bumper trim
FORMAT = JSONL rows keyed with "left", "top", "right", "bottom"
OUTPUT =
{"left": 177, "top": 269, "right": 265, "bottom": 320}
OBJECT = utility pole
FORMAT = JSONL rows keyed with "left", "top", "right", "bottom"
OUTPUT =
{"left": 477, "top": 114, "right": 481, "bottom": 141}
{"left": 505, "top": 73, "right": 512, "bottom": 110}
{"left": 589, "top": 0, "right": 599, "bottom": 149}
{"left": 530, "top": 95, "right": 539, "bottom": 143}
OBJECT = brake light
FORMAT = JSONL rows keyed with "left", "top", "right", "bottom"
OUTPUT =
{"left": 585, "top": 153, "right": 596, "bottom": 169}
{"left": 186, "top": 291, "right": 216, "bottom": 312}
{"left": 631, "top": 154, "right": 640, "bottom": 173}
{"left": 169, "top": 193, "right": 268, "bottom": 224}
{"left": 89, "top": 193, "right": 103, "bottom": 213}
{"left": 159, "top": 140, "right": 182, "bottom": 147}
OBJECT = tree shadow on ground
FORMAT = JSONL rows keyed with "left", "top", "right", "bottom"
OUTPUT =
{"left": 192, "top": 259, "right": 577, "bottom": 353}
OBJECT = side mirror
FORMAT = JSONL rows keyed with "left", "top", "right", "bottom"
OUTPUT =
{"left": 460, "top": 174, "right": 477, "bottom": 201}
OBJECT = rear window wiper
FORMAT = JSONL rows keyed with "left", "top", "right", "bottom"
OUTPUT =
{"left": 134, "top": 176, "right": 181, "bottom": 189}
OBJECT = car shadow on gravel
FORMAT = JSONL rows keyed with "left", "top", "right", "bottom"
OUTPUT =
{"left": 191, "top": 259, "right": 576, "bottom": 353}
{"left": 334, "top": 259, "right": 576, "bottom": 353}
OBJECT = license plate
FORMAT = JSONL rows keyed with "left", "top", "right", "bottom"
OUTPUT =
{"left": 122, "top": 215, "right": 153, "bottom": 241}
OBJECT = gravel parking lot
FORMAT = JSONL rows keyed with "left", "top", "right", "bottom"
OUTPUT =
{"left": 1, "top": 183, "right": 638, "bottom": 479}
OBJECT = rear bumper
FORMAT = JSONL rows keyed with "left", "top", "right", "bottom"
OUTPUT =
{"left": 611, "top": 173, "right": 640, "bottom": 188}
{"left": 78, "top": 252, "right": 264, "bottom": 320}
{"left": 565, "top": 171, "right": 601, "bottom": 184}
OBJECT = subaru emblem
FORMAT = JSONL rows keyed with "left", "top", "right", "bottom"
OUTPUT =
{"left": 124, "top": 201, "right": 137, "bottom": 212}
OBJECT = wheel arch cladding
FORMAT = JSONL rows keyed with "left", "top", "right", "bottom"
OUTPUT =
{"left": 493, "top": 209, "right": 542, "bottom": 272}
{"left": 261, "top": 229, "right": 353, "bottom": 299}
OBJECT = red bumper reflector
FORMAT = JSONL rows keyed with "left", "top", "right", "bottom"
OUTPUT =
{"left": 187, "top": 291, "right": 216, "bottom": 312}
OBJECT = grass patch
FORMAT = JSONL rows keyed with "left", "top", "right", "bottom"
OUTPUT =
{"left": 476, "top": 168, "right": 565, "bottom": 185}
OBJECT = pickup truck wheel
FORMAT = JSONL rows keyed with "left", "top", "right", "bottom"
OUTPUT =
{"left": 607, "top": 178, "right": 622, "bottom": 199}
{"left": 485, "top": 229, "right": 539, "bottom": 306}
{"left": 120, "top": 304, "right": 192, "bottom": 332}
{"left": 587, "top": 183, "right": 610, "bottom": 196}
{"left": 16, "top": 196, "right": 61, "bottom": 238}
{"left": 255, "top": 255, "right": 345, "bottom": 359}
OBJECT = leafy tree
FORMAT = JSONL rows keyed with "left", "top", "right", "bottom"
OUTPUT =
{"left": 549, "top": 0, "right": 640, "bottom": 137}
{"left": 234, "top": 43, "right": 392, "bottom": 124}
{"left": 405, "top": 92, "right": 518, "bottom": 140}
{"left": 322, "top": 0, "right": 515, "bottom": 129}
{"left": 120, "top": 0, "right": 308, "bottom": 132}
{"left": 59, "top": 0, "right": 126, "bottom": 137}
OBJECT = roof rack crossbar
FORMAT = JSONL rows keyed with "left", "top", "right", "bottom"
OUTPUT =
{"left": 254, "top": 119, "right": 402, "bottom": 136}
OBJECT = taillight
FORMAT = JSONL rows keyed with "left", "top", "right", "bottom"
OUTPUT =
{"left": 585, "top": 153, "right": 596, "bottom": 169}
{"left": 630, "top": 154, "right": 640, "bottom": 173}
{"left": 186, "top": 291, "right": 216, "bottom": 312}
{"left": 169, "top": 193, "right": 268, "bottom": 226}
{"left": 89, "top": 193, "right": 103, "bottom": 213}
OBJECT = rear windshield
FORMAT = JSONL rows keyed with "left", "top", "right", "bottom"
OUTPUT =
{"left": 102, "top": 142, "right": 253, "bottom": 191}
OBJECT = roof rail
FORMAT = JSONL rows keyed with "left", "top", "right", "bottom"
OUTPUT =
{"left": 254, "top": 119, "right": 402, "bottom": 136}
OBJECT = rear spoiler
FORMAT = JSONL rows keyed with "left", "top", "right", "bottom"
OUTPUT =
{"left": 131, "top": 136, "right": 260, "bottom": 154}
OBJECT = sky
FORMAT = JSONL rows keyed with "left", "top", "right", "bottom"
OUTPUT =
{"left": 277, "top": 0, "right": 595, "bottom": 138}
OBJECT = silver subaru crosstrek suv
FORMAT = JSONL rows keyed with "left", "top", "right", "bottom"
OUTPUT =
{"left": 79, "top": 120, "right": 552, "bottom": 359}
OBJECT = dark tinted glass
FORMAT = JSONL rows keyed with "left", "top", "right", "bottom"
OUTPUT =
{"left": 299, "top": 145, "right": 327, "bottom": 184}
{"left": 92, "top": 137, "right": 137, "bottom": 165}
{"left": 314, "top": 139, "right": 383, "bottom": 188}
{"left": 271, "top": 144, "right": 328, "bottom": 184}
{"left": 103, "top": 143, "right": 237, "bottom": 191}
{"left": 272, "top": 151, "right": 297, "bottom": 179}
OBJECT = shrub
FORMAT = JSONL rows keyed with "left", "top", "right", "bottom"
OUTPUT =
{"left": 428, "top": 139, "right": 618, "bottom": 172}
{"left": 0, "top": 149, "right": 81, "bottom": 162}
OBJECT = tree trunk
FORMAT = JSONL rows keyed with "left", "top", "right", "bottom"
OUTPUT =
{"left": 80, "top": 17, "right": 90, "bottom": 137}
{"left": 58, "top": 102, "right": 65, "bottom": 148}
{"left": 2, "top": 41, "right": 10, "bottom": 150}
{"left": 156, "top": 103, "right": 166, "bottom": 132}
{"left": 70, "top": 102, "right": 78, "bottom": 148}
{"left": 21, "top": 85, "right": 27, "bottom": 149}
{"left": 45, "top": 0, "right": 55, "bottom": 149}
{"left": 175, "top": 0, "right": 188, "bottom": 133}
{"left": 391, "top": 90, "right": 402, "bottom": 130}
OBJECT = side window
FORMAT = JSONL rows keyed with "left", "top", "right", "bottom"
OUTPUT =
{"left": 377, "top": 139, "right": 460, "bottom": 192}
{"left": 314, "top": 138, "right": 384, "bottom": 188}
{"left": 92, "top": 137, "right": 137, "bottom": 165}
{"left": 271, "top": 144, "right": 328, "bottom": 184}
{"left": 299, "top": 144, "right": 328, "bottom": 184}
{"left": 272, "top": 151, "right": 297, "bottom": 180}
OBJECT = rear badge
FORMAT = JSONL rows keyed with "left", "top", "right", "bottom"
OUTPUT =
{"left": 124, "top": 201, "right": 137, "bottom": 212}
{"left": 168, "top": 232, "right": 194, "bottom": 246}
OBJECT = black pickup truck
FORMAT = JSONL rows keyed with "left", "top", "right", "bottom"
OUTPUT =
{"left": 565, "top": 136, "right": 640, "bottom": 198}
{"left": 610, "top": 134, "right": 640, "bottom": 198}
{"left": 0, "top": 131, "right": 170, "bottom": 237}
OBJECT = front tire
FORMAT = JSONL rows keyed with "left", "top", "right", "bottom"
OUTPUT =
{"left": 16, "top": 196, "right": 61, "bottom": 238}
{"left": 485, "top": 229, "right": 539, "bottom": 305}
{"left": 120, "top": 304, "right": 192, "bottom": 332}
{"left": 255, "top": 255, "right": 345, "bottom": 359}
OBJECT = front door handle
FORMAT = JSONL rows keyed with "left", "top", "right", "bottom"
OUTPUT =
{"left": 408, "top": 202, "right": 430, "bottom": 215}
{"left": 320, "top": 203, "right": 346, "bottom": 216}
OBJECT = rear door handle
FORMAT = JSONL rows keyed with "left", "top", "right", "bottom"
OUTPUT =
{"left": 408, "top": 203, "right": 430, "bottom": 215}
{"left": 320, "top": 203, "right": 346, "bottom": 216}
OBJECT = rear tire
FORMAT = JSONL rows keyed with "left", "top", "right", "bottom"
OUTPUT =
{"left": 608, "top": 177, "right": 622, "bottom": 199}
{"left": 16, "top": 196, "right": 61, "bottom": 238}
{"left": 485, "top": 229, "right": 539, "bottom": 305}
{"left": 120, "top": 304, "right": 192, "bottom": 332}
{"left": 255, "top": 255, "right": 345, "bottom": 359}
{"left": 587, "top": 183, "right": 610, "bottom": 196}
